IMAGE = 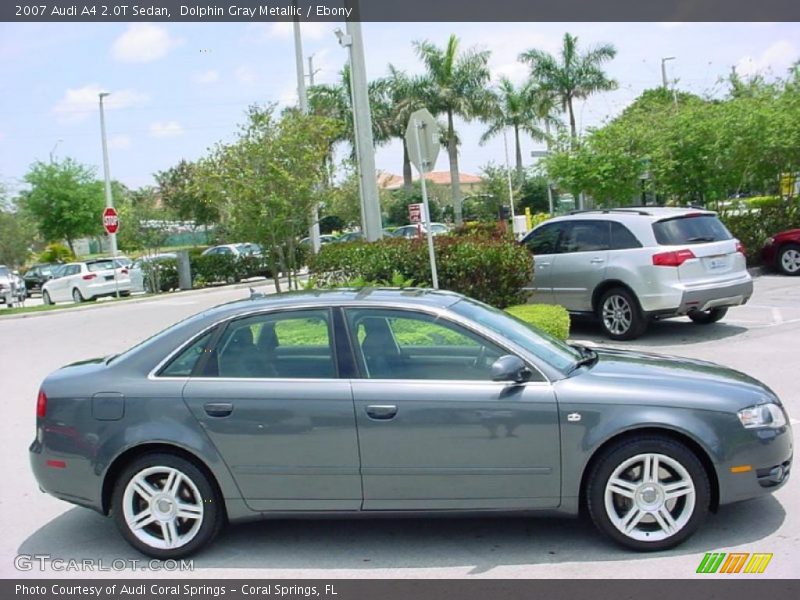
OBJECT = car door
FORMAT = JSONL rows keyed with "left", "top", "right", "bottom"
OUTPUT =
{"left": 344, "top": 307, "right": 561, "bottom": 511}
{"left": 180, "top": 308, "right": 362, "bottom": 512}
{"left": 549, "top": 220, "right": 610, "bottom": 312}
{"left": 51, "top": 264, "right": 80, "bottom": 301}
{"left": 522, "top": 221, "right": 567, "bottom": 304}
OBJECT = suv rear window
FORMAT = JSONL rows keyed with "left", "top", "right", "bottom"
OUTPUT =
{"left": 652, "top": 215, "right": 732, "bottom": 245}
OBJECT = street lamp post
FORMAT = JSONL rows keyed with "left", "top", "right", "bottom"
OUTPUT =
{"left": 661, "top": 56, "right": 675, "bottom": 89}
{"left": 98, "top": 92, "right": 119, "bottom": 298}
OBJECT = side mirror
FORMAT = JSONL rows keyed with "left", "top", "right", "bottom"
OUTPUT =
{"left": 491, "top": 355, "right": 533, "bottom": 383}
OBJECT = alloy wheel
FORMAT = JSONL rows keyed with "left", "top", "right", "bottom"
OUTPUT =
{"left": 781, "top": 248, "right": 800, "bottom": 274}
{"left": 122, "top": 466, "right": 205, "bottom": 550}
{"left": 603, "top": 453, "right": 696, "bottom": 542}
{"left": 602, "top": 294, "right": 633, "bottom": 336}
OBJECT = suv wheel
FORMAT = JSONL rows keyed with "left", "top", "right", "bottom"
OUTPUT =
{"left": 778, "top": 243, "right": 800, "bottom": 276}
{"left": 599, "top": 288, "right": 647, "bottom": 340}
{"left": 586, "top": 436, "right": 710, "bottom": 551}
{"left": 688, "top": 307, "right": 728, "bottom": 324}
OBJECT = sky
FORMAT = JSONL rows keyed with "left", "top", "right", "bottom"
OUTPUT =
{"left": 0, "top": 21, "right": 798, "bottom": 196}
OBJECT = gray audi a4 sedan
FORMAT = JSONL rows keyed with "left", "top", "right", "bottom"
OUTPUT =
{"left": 30, "top": 289, "right": 792, "bottom": 558}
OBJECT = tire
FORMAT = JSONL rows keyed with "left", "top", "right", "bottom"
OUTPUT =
{"left": 72, "top": 288, "right": 84, "bottom": 304}
{"left": 120, "top": 291, "right": 131, "bottom": 297}
{"left": 598, "top": 287, "right": 647, "bottom": 340}
{"left": 688, "top": 307, "right": 728, "bottom": 324}
{"left": 586, "top": 436, "right": 710, "bottom": 552}
{"left": 777, "top": 243, "right": 800, "bottom": 276}
{"left": 42, "top": 291, "right": 53, "bottom": 306}
{"left": 111, "top": 453, "right": 224, "bottom": 559}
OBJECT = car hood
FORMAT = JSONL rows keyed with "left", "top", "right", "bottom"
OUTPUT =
{"left": 568, "top": 346, "right": 779, "bottom": 411}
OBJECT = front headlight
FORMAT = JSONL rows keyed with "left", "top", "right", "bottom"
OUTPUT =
{"left": 738, "top": 403, "right": 787, "bottom": 429}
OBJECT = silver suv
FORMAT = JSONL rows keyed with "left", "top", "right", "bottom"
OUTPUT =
{"left": 521, "top": 207, "right": 753, "bottom": 340}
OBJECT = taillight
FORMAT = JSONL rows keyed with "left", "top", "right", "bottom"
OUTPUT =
{"left": 36, "top": 389, "right": 47, "bottom": 419}
{"left": 652, "top": 249, "right": 696, "bottom": 267}
{"left": 82, "top": 273, "right": 97, "bottom": 280}
{"left": 736, "top": 242, "right": 746, "bottom": 255}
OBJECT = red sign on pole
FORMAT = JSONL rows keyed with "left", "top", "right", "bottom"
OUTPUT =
{"left": 102, "top": 207, "right": 119, "bottom": 235}
{"left": 408, "top": 203, "right": 423, "bottom": 224}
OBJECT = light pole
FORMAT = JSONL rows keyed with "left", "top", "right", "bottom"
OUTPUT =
{"left": 661, "top": 56, "right": 675, "bottom": 89}
{"left": 98, "top": 92, "right": 119, "bottom": 298}
{"left": 335, "top": 13, "right": 382, "bottom": 242}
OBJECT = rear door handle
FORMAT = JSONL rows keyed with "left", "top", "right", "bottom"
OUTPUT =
{"left": 590, "top": 257, "right": 605, "bottom": 264}
{"left": 365, "top": 405, "right": 398, "bottom": 420}
{"left": 204, "top": 402, "right": 233, "bottom": 418}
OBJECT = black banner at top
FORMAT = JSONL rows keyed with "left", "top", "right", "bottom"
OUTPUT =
{"left": 3, "top": 0, "right": 800, "bottom": 22}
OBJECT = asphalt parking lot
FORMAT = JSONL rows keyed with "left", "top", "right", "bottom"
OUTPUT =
{"left": 1, "top": 275, "right": 797, "bottom": 579}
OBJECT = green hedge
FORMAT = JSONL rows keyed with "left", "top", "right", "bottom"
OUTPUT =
{"left": 505, "top": 304, "right": 571, "bottom": 341}
{"left": 190, "top": 254, "right": 273, "bottom": 287}
{"left": 309, "top": 236, "right": 533, "bottom": 309}
{"left": 720, "top": 200, "right": 800, "bottom": 264}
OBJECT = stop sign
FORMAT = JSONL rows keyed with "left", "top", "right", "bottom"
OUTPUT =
{"left": 102, "top": 207, "right": 119, "bottom": 235}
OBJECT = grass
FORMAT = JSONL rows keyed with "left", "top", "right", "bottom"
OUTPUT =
{"left": 1, "top": 294, "right": 143, "bottom": 316}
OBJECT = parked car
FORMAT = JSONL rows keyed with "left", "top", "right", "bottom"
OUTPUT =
{"left": 521, "top": 207, "right": 753, "bottom": 340}
{"left": 391, "top": 223, "right": 450, "bottom": 239}
{"left": 130, "top": 253, "right": 178, "bottom": 293}
{"left": 761, "top": 228, "right": 800, "bottom": 276}
{"left": 41, "top": 259, "right": 132, "bottom": 305}
{"left": 299, "top": 235, "right": 338, "bottom": 246}
{"left": 335, "top": 231, "right": 364, "bottom": 243}
{"left": 201, "top": 243, "right": 263, "bottom": 257}
{"left": 22, "top": 263, "right": 60, "bottom": 296}
{"left": 30, "top": 288, "right": 791, "bottom": 558}
{"left": 0, "top": 265, "right": 26, "bottom": 307}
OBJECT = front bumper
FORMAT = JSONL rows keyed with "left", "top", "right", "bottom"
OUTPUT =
{"left": 717, "top": 423, "right": 793, "bottom": 506}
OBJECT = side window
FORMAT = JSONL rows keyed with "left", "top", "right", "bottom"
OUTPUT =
{"left": 345, "top": 309, "right": 507, "bottom": 381}
{"left": 524, "top": 223, "right": 563, "bottom": 255}
{"left": 208, "top": 310, "right": 335, "bottom": 379}
{"left": 67, "top": 265, "right": 81, "bottom": 276}
{"left": 159, "top": 331, "right": 215, "bottom": 377}
{"left": 560, "top": 220, "right": 610, "bottom": 253}
{"left": 609, "top": 222, "right": 643, "bottom": 250}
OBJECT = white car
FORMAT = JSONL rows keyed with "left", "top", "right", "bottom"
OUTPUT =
{"left": 42, "top": 259, "right": 132, "bottom": 305}
{"left": 0, "top": 265, "right": 26, "bottom": 307}
{"left": 201, "top": 243, "right": 262, "bottom": 257}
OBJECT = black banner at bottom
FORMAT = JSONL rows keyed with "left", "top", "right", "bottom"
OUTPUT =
{"left": 5, "top": 580, "right": 800, "bottom": 600}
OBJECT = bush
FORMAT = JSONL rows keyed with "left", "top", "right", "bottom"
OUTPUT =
{"left": 190, "top": 253, "right": 272, "bottom": 286}
{"left": 309, "top": 236, "right": 533, "bottom": 309}
{"left": 451, "top": 221, "right": 514, "bottom": 240}
{"left": 38, "top": 243, "right": 74, "bottom": 264}
{"left": 720, "top": 200, "right": 800, "bottom": 264}
{"left": 504, "top": 304, "right": 571, "bottom": 341}
{"left": 141, "top": 259, "right": 179, "bottom": 293}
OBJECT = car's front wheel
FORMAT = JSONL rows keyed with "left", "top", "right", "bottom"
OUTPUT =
{"left": 587, "top": 436, "right": 710, "bottom": 551}
{"left": 42, "top": 291, "right": 53, "bottom": 305}
{"left": 111, "top": 453, "right": 224, "bottom": 559}
{"left": 688, "top": 307, "right": 728, "bottom": 324}
{"left": 598, "top": 288, "right": 647, "bottom": 340}
{"left": 778, "top": 243, "right": 800, "bottom": 276}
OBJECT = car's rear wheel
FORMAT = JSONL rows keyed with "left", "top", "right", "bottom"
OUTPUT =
{"left": 778, "top": 243, "right": 800, "bottom": 276}
{"left": 112, "top": 453, "right": 223, "bottom": 559}
{"left": 598, "top": 288, "right": 647, "bottom": 340}
{"left": 587, "top": 436, "right": 710, "bottom": 551}
{"left": 72, "top": 288, "right": 84, "bottom": 303}
{"left": 688, "top": 307, "right": 728, "bottom": 324}
{"left": 42, "top": 291, "right": 53, "bottom": 305}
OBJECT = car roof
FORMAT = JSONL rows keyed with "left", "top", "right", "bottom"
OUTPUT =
{"left": 550, "top": 207, "right": 716, "bottom": 223}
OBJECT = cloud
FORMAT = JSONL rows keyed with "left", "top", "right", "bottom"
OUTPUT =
{"left": 107, "top": 135, "right": 131, "bottom": 150}
{"left": 52, "top": 84, "right": 149, "bottom": 123}
{"left": 112, "top": 24, "right": 183, "bottom": 63}
{"left": 194, "top": 69, "right": 220, "bottom": 84}
{"left": 149, "top": 121, "right": 184, "bottom": 138}
{"left": 736, "top": 40, "right": 797, "bottom": 77}
{"left": 246, "top": 22, "right": 330, "bottom": 44}
{"left": 235, "top": 65, "right": 258, "bottom": 85}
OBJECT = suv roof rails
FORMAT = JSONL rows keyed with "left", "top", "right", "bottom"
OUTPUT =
{"left": 568, "top": 208, "right": 652, "bottom": 216}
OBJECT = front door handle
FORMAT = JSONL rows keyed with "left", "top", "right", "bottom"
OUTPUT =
{"left": 590, "top": 257, "right": 605, "bottom": 264}
{"left": 204, "top": 402, "right": 233, "bottom": 418}
{"left": 365, "top": 405, "right": 398, "bottom": 420}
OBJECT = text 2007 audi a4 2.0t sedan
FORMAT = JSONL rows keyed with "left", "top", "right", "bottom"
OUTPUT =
{"left": 30, "top": 289, "right": 792, "bottom": 558}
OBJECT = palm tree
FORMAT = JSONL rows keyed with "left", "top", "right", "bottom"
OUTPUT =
{"left": 480, "top": 77, "right": 552, "bottom": 180}
{"left": 414, "top": 34, "right": 492, "bottom": 224}
{"left": 519, "top": 33, "right": 617, "bottom": 143}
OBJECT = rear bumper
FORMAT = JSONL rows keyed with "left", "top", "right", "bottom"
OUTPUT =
{"left": 29, "top": 438, "right": 104, "bottom": 513}
{"left": 643, "top": 275, "right": 753, "bottom": 317}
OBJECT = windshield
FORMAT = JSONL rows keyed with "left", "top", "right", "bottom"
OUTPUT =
{"left": 450, "top": 298, "right": 581, "bottom": 373}
{"left": 652, "top": 215, "right": 732, "bottom": 245}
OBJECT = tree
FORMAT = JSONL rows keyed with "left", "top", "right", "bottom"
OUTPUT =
{"left": 20, "top": 158, "right": 104, "bottom": 254}
{"left": 480, "top": 77, "right": 548, "bottom": 180}
{"left": 520, "top": 33, "right": 617, "bottom": 143}
{"left": 0, "top": 186, "right": 34, "bottom": 267}
{"left": 414, "top": 34, "right": 493, "bottom": 224}
{"left": 155, "top": 160, "right": 219, "bottom": 229}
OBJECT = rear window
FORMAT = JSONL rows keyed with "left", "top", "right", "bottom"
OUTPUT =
{"left": 87, "top": 260, "right": 115, "bottom": 272}
{"left": 652, "top": 215, "right": 732, "bottom": 245}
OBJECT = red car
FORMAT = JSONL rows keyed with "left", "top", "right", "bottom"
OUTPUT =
{"left": 761, "top": 228, "right": 800, "bottom": 275}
